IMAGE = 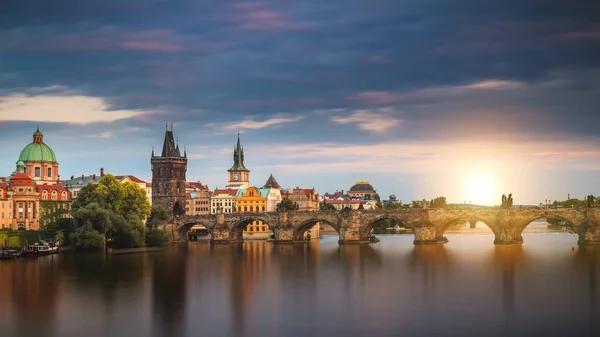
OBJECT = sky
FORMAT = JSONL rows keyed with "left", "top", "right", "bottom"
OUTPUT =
{"left": 0, "top": 0, "right": 599, "bottom": 206}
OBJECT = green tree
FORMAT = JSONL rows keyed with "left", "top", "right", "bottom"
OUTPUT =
{"left": 145, "top": 228, "right": 169, "bottom": 247}
{"left": 321, "top": 203, "right": 337, "bottom": 211}
{"left": 71, "top": 183, "right": 103, "bottom": 211}
{"left": 69, "top": 227, "right": 106, "bottom": 251}
{"left": 375, "top": 200, "right": 383, "bottom": 209}
{"left": 431, "top": 196, "right": 447, "bottom": 208}
{"left": 112, "top": 216, "right": 146, "bottom": 249}
{"left": 411, "top": 200, "right": 424, "bottom": 208}
{"left": 277, "top": 197, "right": 297, "bottom": 211}
{"left": 75, "top": 174, "right": 151, "bottom": 221}
{"left": 147, "top": 205, "right": 170, "bottom": 228}
{"left": 72, "top": 203, "right": 113, "bottom": 234}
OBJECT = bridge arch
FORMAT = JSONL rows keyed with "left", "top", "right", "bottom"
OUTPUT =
{"left": 177, "top": 219, "right": 215, "bottom": 239}
{"left": 363, "top": 214, "right": 415, "bottom": 235}
{"left": 293, "top": 218, "right": 340, "bottom": 242}
{"left": 518, "top": 213, "right": 580, "bottom": 235}
{"left": 228, "top": 214, "right": 277, "bottom": 242}
{"left": 439, "top": 215, "right": 495, "bottom": 233}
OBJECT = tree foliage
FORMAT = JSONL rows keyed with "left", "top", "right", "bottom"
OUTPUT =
{"left": 69, "top": 227, "right": 106, "bottom": 251}
{"left": 147, "top": 205, "right": 170, "bottom": 228}
{"left": 72, "top": 203, "right": 113, "bottom": 234}
{"left": 277, "top": 197, "right": 297, "bottom": 211}
{"left": 145, "top": 228, "right": 170, "bottom": 247}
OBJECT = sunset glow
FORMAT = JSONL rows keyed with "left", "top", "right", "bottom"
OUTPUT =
{"left": 465, "top": 173, "right": 498, "bottom": 206}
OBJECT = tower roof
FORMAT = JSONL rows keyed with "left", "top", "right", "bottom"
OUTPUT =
{"left": 228, "top": 132, "right": 249, "bottom": 171}
{"left": 263, "top": 174, "right": 280, "bottom": 188}
{"left": 160, "top": 123, "right": 182, "bottom": 158}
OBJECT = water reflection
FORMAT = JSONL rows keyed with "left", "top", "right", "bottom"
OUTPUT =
{"left": 0, "top": 235, "right": 599, "bottom": 337}
{"left": 151, "top": 244, "right": 188, "bottom": 337}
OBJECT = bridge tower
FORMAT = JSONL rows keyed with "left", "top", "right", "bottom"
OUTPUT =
{"left": 151, "top": 123, "right": 188, "bottom": 218}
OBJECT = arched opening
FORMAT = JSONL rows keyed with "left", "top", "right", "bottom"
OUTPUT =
{"left": 367, "top": 216, "right": 413, "bottom": 235}
{"left": 363, "top": 215, "right": 413, "bottom": 235}
{"left": 178, "top": 222, "right": 212, "bottom": 241}
{"left": 520, "top": 215, "right": 579, "bottom": 244}
{"left": 293, "top": 219, "right": 339, "bottom": 242}
{"left": 230, "top": 218, "right": 274, "bottom": 242}
{"left": 187, "top": 224, "right": 210, "bottom": 241}
{"left": 440, "top": 216, "right": 494, "bottom": 236}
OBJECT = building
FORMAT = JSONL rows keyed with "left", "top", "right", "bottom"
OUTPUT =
{"left": 348, "top": 181, "right": 377, "bottom": 199}
{"left": 17, "top": 126, "right": 60, "bottom": 185}
{"left": 236, "top": 187, "right": 271, "bottom": 237}
{"left": 60, "top": 169, "right": 152, "bottom": 205}
{"left": 186, "top": 185, "right": 211, "bottom": 216}
{"left": 226, "top": 133, "right": 250, "bottom": 190}
{"left": 0, "top": 163, "right": 71, "bottom": 230}
{"left": 151, "top": 124, "right": 188, "bottom": 217}
{"left": 321, "top": 199, "right": 377, "bottom": 211}
{"left": 37, "top": 184, "right": 71, "bottom": 229}
{"left": 262, "top": 175, "right": 282, "bottom": 212}
{"left": 383, "top": 194, "right": 400, "bottom": 207}
{"left": 211, "top": 189, "right": 238, "bottom": 214}
{"left": 287, "top": 187, "right": 320, "bottom": 238}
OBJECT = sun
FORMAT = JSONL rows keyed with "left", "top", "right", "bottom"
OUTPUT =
{"left": 466, "top": 173, "right": 497, "bottom": 206}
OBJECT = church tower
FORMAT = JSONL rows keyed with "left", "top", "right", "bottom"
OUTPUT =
{"left": 226, "top": 133, "right": 250, "bottom": 189}
{"left": 151, "top": 123, "right": 188, "bottom": 217}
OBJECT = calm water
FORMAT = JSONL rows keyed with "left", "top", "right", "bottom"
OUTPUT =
{"left": 1, "top": 227, "right": 599, "bottom": 337}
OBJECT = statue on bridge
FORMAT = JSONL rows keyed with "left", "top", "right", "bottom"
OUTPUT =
{"left": 587, "top": 195, "right": 595, "bottom": 208}
{"left": 501, "top": 194, "right": 513, "bottom": 209}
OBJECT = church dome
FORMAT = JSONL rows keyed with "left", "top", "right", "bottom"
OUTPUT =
{"left": 18, "top": 127, "right": 57, "bottom": 163}
{"left": 349, "top": 181, "right": 375, "bottom": 192}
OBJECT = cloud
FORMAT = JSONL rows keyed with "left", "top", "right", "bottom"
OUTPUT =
{"left": 0, "top": 26, "right": 216, "bottom": 53}
{"left": 0, "top": 91, "right": 149, "bottom": 124}
{"left": 219, "top": 2, "right": 313, "bottom": 32}
{"left": 331, "top": 108, "right": 402, "bottom": 132}
{"left": 222, "top": 116, "right": 304, "bottom": 131}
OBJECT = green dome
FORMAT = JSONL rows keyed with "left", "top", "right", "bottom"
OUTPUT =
{"left": 18, "top": 142, "right": 57, "bottom": 163}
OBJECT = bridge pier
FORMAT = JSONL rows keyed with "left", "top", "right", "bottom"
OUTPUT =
{"left": 210, "top": 228, "right": 232, "bottom": 244}
{"left": 338, "top": 226, "right": 369, "bottom": 244}
{"left": 274, "top": 228, "right": 295, "bottom": 244}
{"left": 577, "top": 226, "right": 600, "bottom": 245}
{"left": 469, "top": 220, "right": 478, "bottom": 229}
{"left": 493, "top": 227, "right": 523, "bottom": 245}
{"left": 413, "top": 227, "right": 447, "bottom": 244}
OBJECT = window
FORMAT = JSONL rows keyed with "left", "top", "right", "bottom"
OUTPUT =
{"left": 35, "top": 167, "right": 41, "bottom": 177}
{"left": 47, "top": 167, "right": 52, "bottom": 178}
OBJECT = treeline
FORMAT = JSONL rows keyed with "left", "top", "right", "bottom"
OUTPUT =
{"left": 384, "top": 196, "right": 447, "bottom": 209}
{"left": 48, "top": 174, "right": 170, "bottom": 251}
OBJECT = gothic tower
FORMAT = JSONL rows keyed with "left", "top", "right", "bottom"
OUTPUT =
{"left": 151, "top": 123, "right": 188, "bottom": 217}
{"left": 226, "top": 133, "right": 250, "bottom": 189}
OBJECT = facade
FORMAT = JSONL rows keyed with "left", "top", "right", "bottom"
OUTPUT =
{"left": 226, "top": 134, "right": 250, "bottom": 190}
{"left": 236, "top": 187, "right": 271, "bottom": 237}
{"left": 17, "top": 127, "right": 60, "bottom": 185}
{"left": 37, "top": 185, "right": 71, "bottom": 229}
{"left": 1, "top": 169, "right": 40, "bottom": 230}
{"left": 262, "top": 175, "right": 282, "bottom": 212}
{"left": 321, "top": 199, "right": 377, "bottom": 211}
{"left": 211, "top": 189, "right": 238, "bottom": 214}
{"left": 151, "top": 125, "right": 188, "bottom": 217}
{"left": 186, "top": 187, "right": 211, "bottom": 216}
{"left": 287, "top": 187, "right": 320, "bottom": 238}
{"left": 348, "top": 181, "right": 377, "bottom": 199}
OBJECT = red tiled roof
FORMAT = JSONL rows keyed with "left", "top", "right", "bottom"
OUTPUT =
{"left": 115, "top": 175, "right": 147, "bottom": 184}
{"left": 322, "top": 200, "right": 362, "bottom": 205}
{"left": 146, "top": 182, "right": 152, "bottom": 187}
{"left": 10, "top": 173, "right": 33, "bottom": 184}
{"left": 37, "top": 185, "right": 71, "bottom": 201}
{"left": 212, "top": 189, "right": 238, "bottom": 196}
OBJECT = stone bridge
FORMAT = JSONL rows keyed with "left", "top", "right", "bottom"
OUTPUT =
{"left": 174, "top": 207, "right": 600, "bottom": 245}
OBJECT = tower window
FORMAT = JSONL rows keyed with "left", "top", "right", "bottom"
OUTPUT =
{"left": 35, "top": 167, "right": 41, "bottom": 177}
{"left": 48, "top": 167, "right": 52, "bottom": 178}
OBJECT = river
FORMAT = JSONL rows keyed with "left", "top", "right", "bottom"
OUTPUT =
{"left": 0, "top": 224, "right": 598, "bottom": 337}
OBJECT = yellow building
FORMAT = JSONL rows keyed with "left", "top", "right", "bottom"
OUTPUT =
{"left": 236, "top": 187, "right": 271, "bottom": 238}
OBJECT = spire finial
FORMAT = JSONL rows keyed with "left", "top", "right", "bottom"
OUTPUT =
{"left": 36, "top": 124, "right": 40, "bottom": 132}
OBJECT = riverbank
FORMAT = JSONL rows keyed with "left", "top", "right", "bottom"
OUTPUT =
{"left": 107, "top": 247, "right": 164, "bottom": 255}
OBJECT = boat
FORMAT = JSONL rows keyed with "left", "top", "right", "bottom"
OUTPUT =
{"left": 23, "top": 240, "right": 59, "bottom": 257}
{"left": 0, "top": 249, "right": 22, "bottom": 259}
